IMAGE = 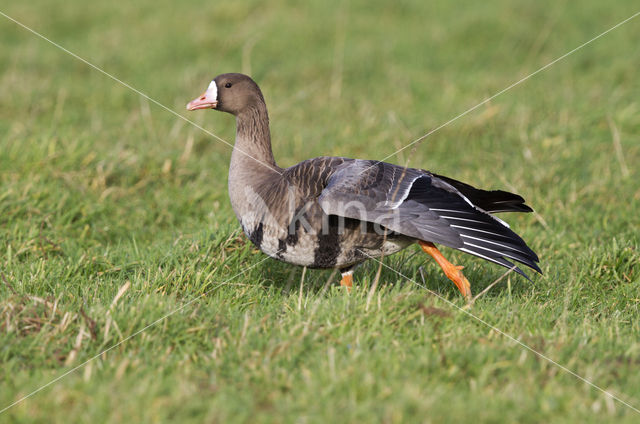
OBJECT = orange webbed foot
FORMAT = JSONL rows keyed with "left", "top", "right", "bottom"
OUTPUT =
{"left": 419, "top": 241, "right": 472, "bottom": 299}
{"left": 340, "top": 271, "right": 353, "bottom": 292}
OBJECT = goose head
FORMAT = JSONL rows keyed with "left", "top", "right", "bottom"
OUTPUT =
{"left": 186, "top": 73, "right": 264, "bottom": 116}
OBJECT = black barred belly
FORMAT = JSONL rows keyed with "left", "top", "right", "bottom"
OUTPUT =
{"left": 245, "top": 215, "right": 413, "bottom": 270}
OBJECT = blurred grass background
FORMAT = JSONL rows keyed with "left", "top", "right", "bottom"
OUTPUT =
{"left": 1, "top": 0, "right": 640, "bottom": 422}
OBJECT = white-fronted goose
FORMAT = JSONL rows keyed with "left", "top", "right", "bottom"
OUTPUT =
{"left": 187, "top": 73, "right": 540, "bottom": 298}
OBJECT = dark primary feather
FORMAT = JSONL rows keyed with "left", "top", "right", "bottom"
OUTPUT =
{"left": 317, "top": 159, "right": 541, "bottom": 277}
{"left": 432, "top": 173, "right": 533, "bottom": 213}
{"left": 406, "top": 175, "right": 541, "bottom": 277}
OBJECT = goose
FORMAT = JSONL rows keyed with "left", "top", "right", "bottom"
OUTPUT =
{"left": 186, "top": 73, "right": 540, "bottom": 298}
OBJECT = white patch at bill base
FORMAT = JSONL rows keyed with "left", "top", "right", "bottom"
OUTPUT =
{"left": 206, "top": 80, "right": 218, "bottom": 101}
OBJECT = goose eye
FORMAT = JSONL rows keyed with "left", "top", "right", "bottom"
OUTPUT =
{"left": 225, "top": 82, "right": 232, "bottom": 88}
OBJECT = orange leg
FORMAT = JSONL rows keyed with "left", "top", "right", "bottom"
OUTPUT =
{"left": 340, "top": 271, "right": 353, "bottom": 289}
{"left": 419, "top": 241, "right": 471, "bottom": 299}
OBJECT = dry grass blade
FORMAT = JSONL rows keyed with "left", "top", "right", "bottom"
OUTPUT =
{"left": 607, "top": 115, "right": 630, "bottom": 178}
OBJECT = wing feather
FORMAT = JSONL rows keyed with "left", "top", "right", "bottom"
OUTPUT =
{"left": 317, "top": 160, "right": 540, "bottom": 276}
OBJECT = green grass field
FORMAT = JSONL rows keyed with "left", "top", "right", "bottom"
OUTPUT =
{"left": 2, "top": 0, "right": 640, "bottom": 422}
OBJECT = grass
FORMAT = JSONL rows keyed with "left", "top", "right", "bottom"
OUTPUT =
{"left": 1, "top": 0, "right": 640, "bottom": 422}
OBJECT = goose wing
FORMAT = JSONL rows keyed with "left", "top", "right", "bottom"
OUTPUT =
{"left": 318, "top": 160, "right": 541, "bottom": 277}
